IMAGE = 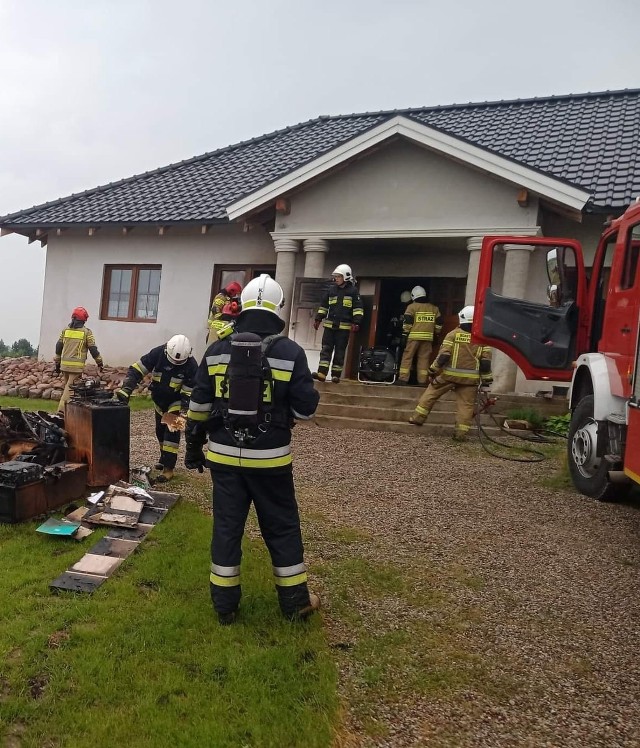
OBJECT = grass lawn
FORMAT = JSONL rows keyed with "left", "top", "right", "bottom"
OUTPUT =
{"left": 0, "top": 486, "right": 337, "bottom": 748}
{"left": 0, "top": 396, "right": 155, "bottom": 413}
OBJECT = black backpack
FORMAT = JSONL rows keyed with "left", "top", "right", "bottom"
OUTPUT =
{"left": 222, "top": 332, "right": 284, "bottom": 445}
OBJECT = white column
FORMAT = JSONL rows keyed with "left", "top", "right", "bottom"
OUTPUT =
{"left": 274, "top": 238, "right": 300, "bottom": 327}
{"left": 492, "top": 244, "right": 534, "bottom": 393}
{"left": 465, "top": 236, "right": 483, "bottom": 306}
{"left": 303, "top": 238, "right": 329, "bottom": 278}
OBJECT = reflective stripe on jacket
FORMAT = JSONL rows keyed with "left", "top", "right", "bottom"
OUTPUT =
{"left": 402, "top": 302, "right": 443, "bottom": 341}
{"left": 431, "top": 328, "right": 492, "bottom": 385}
{"left": 56, "top": 326, "right": 96, "bottom": 372}
{"left": 187, "top": 328, "right": 319, "bottom": 471}
{"left": 124, "top": 344, "right": 197, "bottom": 412}
{"left": 315, "top": 283, "right": 364, "bottom": 331}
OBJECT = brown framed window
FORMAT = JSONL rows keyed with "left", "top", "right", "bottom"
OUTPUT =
{"left": 101, "top": 265, "right": 162, "bottom": 322}
{"left": 210, "top": 264, "right": 276, "bottom": 306}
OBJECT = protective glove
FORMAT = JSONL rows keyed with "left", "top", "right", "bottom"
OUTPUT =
{"left": 351, "top": 324, "right": 360, "bottom": 333}
{"left": 313, "top": 319, "right": 321, "bottom": 331}
{"left": 114, "top": 388, "right": 131, "bottom": 404}
{"left": 54, "top": 361, "right": 61, "bottom": 374}
{"left": 480, "top": 378, "right": 493, "bottom": 392}
{"left": 184, "top": 443, "right": 205, "bottom": 473}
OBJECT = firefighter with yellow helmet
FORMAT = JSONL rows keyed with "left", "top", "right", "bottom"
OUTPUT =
{"left": 54, "top": 307, "right": 104, "bottom": 414}
{"left": 397, "top": 285, "right": 442, "bottom": 385}
{"left": 408, "top": 306, "right": 492, "bottom": 441}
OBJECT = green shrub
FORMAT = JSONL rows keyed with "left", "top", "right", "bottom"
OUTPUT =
{"left": 503, "top": 407, "right": 546, "bottom": 429}
{"left": 543, "top": 412, "right": 571, "bottom": 436}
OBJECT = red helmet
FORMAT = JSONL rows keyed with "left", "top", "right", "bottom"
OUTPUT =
{"left": 225, "top": 281, "right": 242, "bottom": 297}
{"left": 72, "top": 306, "right": 89, "bottom": 321}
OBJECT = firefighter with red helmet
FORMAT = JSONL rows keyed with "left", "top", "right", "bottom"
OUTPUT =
{"left": 207, "top": 281, "right": 243, "bottom": 345}
{"left": 185, "top": 274, "right": 321, "bottom": 625}
{"left": 312, "top": 264, "right": 364, "bottom": 383}
{"left": 115, "top": 335, "right": 197, "bottom": 482}
{"left": 54, "top": 307, "right": 104, "bottom": 414}
{"left": 408, "top": 306, "right": 492, "bottom": 441}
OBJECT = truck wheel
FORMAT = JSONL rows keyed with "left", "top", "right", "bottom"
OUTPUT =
{"left": 567, "top": 395, "right": 626, "bottom": 501}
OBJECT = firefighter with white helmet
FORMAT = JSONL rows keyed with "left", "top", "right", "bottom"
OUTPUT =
{"left": 54, "top": 306, "right": 104, "bottom": 415}
{"left": 312, "top": 263, "right": 364, "bottom": 383}
{"left": 408, "top": 305, "right": 493, "bottom": 441}
{"left": 184, "top": 274, "right": 321, "bottom": 624}
{"left": 115, "top": 334, "right": 197, "bottom": 482}
{"left": 397, "top": 285, "right": 443, "bottom": 386}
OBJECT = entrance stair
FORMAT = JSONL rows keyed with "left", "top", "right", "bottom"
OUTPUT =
{"left": 313, "top": 380, "right": 568, "bottom": 437}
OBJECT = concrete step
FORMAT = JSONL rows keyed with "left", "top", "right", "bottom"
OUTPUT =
{"left": 314, "top": 414, "right": 504, "bottom": 437}
{"left": 316, "top": 401, "right": 498, "bottom": 425}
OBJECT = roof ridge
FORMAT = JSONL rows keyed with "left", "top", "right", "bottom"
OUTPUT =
{"left": 318, "top": 87, "right": 640, "bottom": 120}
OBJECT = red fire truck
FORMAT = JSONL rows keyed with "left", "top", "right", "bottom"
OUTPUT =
{"left": 473, "top": 199, "right": 640, "bottom": 500}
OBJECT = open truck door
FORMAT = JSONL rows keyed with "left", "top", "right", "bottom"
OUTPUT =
{"left": 473, "top": 236, "right": 589, "bottom": 382}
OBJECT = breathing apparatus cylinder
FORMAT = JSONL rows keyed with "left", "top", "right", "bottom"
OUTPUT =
{"left": 227, "top": 332, "right": 264, "bottom": 432}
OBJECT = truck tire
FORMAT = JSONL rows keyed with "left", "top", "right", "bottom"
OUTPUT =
{"left": 567, "top": 395, "right": 627, "bottom": 501}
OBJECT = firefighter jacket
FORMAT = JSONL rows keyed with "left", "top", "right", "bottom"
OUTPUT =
{"left": 187, "top": 310, "right": 319, "bottom": 472}
{"left": 208, "top": 291, "right": 239, "bottom": 333}
{"left": 315, "top": 282, "right": 364, "bottom": 331}
{"left": 429, "top": 326, "right": 492, "bottom": 385}
{"left": 54, "top": 322, "right": 103, "bottom": 373}
{"left": 402, "top": 301, "right": 443, "bottom": 342}
{"left": 122, "top": 345, "right": 198, "bottom": 414}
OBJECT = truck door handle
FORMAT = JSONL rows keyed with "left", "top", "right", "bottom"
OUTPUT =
{"left": 621, "top": 326, "right": 631, "bottom": 334}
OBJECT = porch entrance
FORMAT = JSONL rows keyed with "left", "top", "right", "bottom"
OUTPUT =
{"left": 345, "top": 276, "right": 466, "bottom": 380}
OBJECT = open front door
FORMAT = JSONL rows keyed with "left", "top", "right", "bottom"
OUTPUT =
{"left": 473, "top": 236, "right": 589, "bottom": 381}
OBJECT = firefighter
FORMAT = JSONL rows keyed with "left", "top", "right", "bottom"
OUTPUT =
{"left": 115, "top": 335, "right": 197, "bottom": 482}
{"left": 408, "top": 305, "right": 492, "bottom": 441}
{"left": 54, "top": 307, "right": 104, "bottom": 414}
{"left": 312, "top": 264, "right": 364, "bottom": 383}
{"left": 207, "top": 281, "right": 242, "bottom": 345}
{"left": 397, "top": 286, "right": 443, "bottom": 386}
{"left": 184, "top": 274, "right": 321, "bottom": 625}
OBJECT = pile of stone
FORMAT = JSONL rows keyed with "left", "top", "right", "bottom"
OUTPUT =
{"left": 0, "top": 357, "right": 151, "bottom": 400}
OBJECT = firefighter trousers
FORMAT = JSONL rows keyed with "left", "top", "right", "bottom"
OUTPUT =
{"left": 154, "top": 410, "right": 180, "bottom": 469}
{"left": 209, "top": 468, "right": 311, "bottom": 617}
{"left": 318, "top": 328, "right": 350, "bottom": 379}
{"left": 414, "top": 379, "right": 477, "bottom": 434}
{"left": 57, "top": 371, "right": 82, "bottom": 413}
{"left": 398, "top": 340, "right": 432, "bottom": 384}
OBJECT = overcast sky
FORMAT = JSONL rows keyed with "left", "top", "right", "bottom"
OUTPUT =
{"left": 1, "top": 0, "right": 639, "bottom": 347}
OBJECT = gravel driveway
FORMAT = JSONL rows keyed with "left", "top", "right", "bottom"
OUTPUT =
{"left": 130, "top": 410, "right": 640, "bottom": 747}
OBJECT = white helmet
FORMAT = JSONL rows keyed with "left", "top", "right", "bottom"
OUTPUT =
{"left": 240, "top": 274, "right": 284, "bottom": 316}
{"left": 166, "top": 334, "right": 192, "bottom": 365}
{"left": 458, "top": 305, "right": 474, "bottom": 325}
{"left": 332, "top": 264, "right": 353, "bottom": 283}
{"left": 400, "top": 291, "right": 412, "bottom": 304}
{"left": 411, "top": 285, "right": 426, "bottom": 301}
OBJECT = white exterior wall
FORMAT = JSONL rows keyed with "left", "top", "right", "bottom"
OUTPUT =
{"left": 40, "top": 224, "right": 274, "bottom": 365}
{"left": 278, "top": 139, "right": 540, "bottom": 236}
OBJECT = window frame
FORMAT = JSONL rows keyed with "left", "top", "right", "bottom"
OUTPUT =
{"left": 100, "top": 264, "right": 162, "bottom": 323}
{"left": 210, "top": 264, "right": 276, "bottom": 307}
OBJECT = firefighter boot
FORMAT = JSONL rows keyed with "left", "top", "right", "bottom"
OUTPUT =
{"left": 287, "top": 593, "right": 321, "bottom": 622}
{"left": 452, "top": 430, "right": 468, "bottom": 442}
{"left": 218, "top": 610, "right": 237, "bottom": 626}
{"left": 331, "top": 376, "right": 340, "bottom": 384}
{"left": 156, "top": 468, "right": 174, "bottom": 483}
{"left": 312, "top": 372, "right": 326, "bottom": 382}
{"left": 409, "top": 413, "right": 426, "bottom": 426}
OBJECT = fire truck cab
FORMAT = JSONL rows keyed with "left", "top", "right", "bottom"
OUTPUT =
{"left": 473, "top": 200, "right": 640, "bottom": 500}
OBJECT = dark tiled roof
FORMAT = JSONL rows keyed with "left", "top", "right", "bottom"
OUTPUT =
{"left": 2, "top": 89, "right": 639, "bottom": 227}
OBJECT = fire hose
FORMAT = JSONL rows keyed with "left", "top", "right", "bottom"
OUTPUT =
{"left": 473, "top": 387, "right": 566, "bottom": 463}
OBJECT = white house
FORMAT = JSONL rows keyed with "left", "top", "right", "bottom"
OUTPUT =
{"left": 2, "top": 88, "right": 639, "bottom": 392}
